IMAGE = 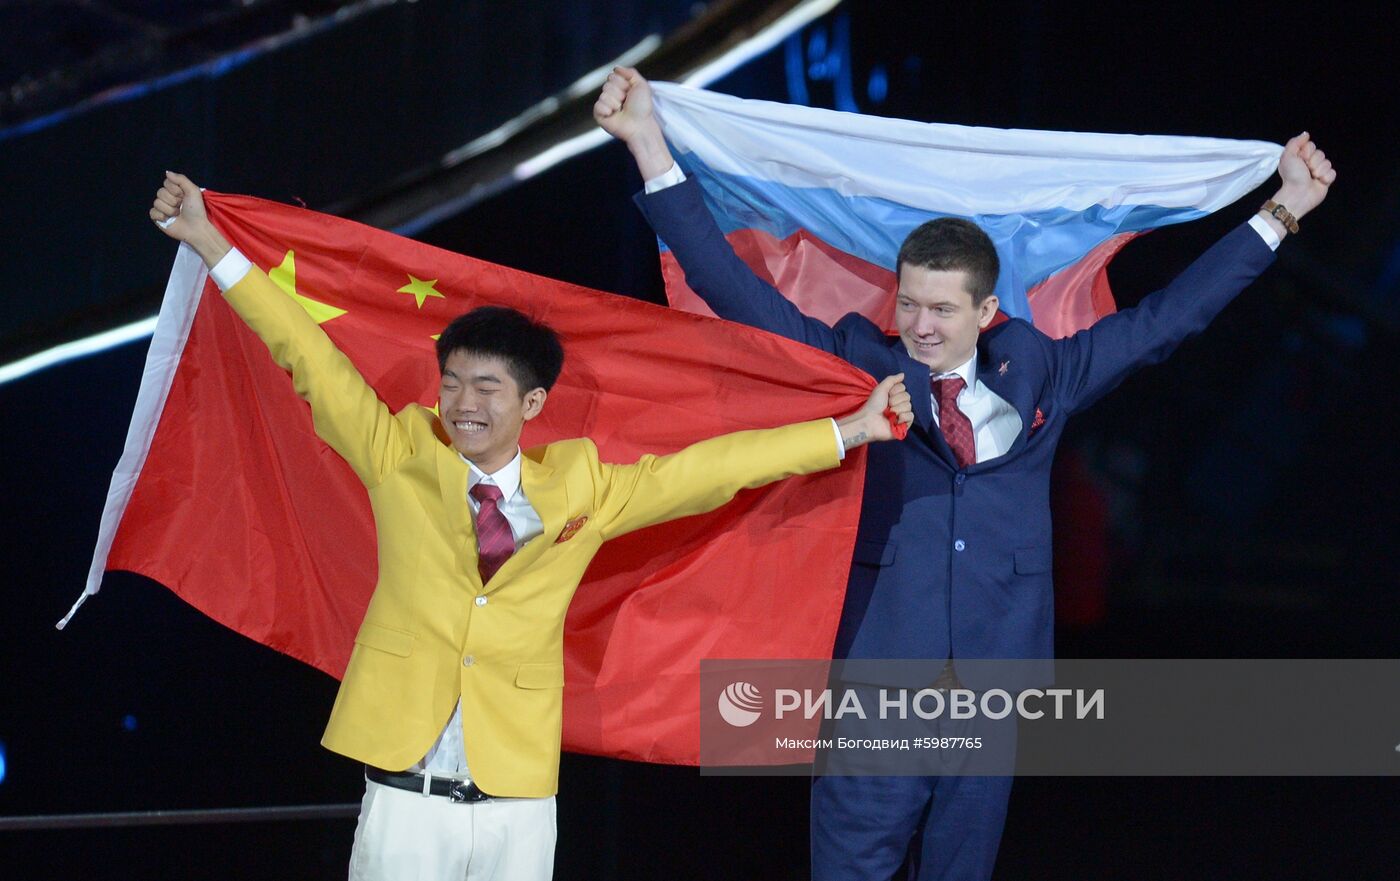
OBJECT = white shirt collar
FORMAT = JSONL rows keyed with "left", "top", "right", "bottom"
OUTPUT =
{"left": 462, "top": 448, "right": 524, "bottom": 502}
{"left": 932, "top": 354, "right": 978, "bottom": 393}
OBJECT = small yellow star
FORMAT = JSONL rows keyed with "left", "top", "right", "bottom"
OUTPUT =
{"left": 269, "top": 251, "right": 346, "bottom": 325}
{"left": 398, "top": 274, "right": 445, "bottom": 309}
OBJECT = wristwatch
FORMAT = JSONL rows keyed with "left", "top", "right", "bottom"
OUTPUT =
{"left": 1260, "top": 199, "right": 1299, "bottom": 235}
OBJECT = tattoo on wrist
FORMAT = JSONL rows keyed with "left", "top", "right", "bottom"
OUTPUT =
{"left": 843, "top": 431, "right": 868, "bottom": 450}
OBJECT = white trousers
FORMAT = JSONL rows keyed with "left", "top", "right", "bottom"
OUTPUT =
{"left": 348, "top": 778, "right": 556, "bottom": 881}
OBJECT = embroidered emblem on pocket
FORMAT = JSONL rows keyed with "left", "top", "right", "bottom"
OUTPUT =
{"left": 555, "top": 516, "right": 588, "bottom": 543}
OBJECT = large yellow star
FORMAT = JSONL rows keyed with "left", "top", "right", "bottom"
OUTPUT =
{"left": 269, "top": 251, "right": 346, "bottom": 324}
{"left": 398, "top": 274, "right": 445, "bottom": 309}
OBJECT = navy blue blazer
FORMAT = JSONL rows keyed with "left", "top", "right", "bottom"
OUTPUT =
{"left": 638, "top": 178, "right": 1275, "bottom": 671}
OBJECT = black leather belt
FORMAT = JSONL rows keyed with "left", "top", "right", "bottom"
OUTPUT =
{"left": 365, "top": 766, "right": 495, "bottom": 803}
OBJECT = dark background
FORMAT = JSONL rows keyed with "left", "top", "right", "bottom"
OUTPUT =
{"left": 2, "top": 1, "right": 1397, "bottom": 878}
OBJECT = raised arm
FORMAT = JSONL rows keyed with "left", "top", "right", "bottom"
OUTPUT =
{"left": 592, "top": 374, "right": 912, "bottom": 540}
{"left": 595, "top": 67, "right": 848, "bottom": 356}
{"left": 1049, "top": 133, "right": 1336, "bottom": 415}
{"left": 593, "top": 66, "right": 677, "bottom": 182}
{"left": 150, "top": 173, "right": 411, "bottom": 486}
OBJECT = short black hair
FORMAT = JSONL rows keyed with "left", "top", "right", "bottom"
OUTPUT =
{"left": 896, "top": 218, "right": 1000, "bottom": 304}
{"left": 435, "top": 306, "right": 564, "bottom": 392}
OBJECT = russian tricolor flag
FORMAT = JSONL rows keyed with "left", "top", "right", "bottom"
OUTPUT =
{"left": 650, "top": 82, "right": 1282, "bottom": 338}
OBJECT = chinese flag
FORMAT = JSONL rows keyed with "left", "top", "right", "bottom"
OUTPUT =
{"left": 79, "top": 192, "right": 872, "bottom": 765}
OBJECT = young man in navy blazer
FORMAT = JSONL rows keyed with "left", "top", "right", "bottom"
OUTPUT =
{"left": 596, "top": 67, "right": 1336, "bottom": 881}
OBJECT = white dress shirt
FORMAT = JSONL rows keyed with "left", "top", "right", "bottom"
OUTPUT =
{"left": 462, "top": 450, "right": 544, "bottom": 550}
{"left": 210, "top": 248, "right": 254, "bottom": 290}
{"left": 930, "top": 356, "right": 1020, "bottom": 463}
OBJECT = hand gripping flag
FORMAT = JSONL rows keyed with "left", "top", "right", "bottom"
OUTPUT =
{"left": 66, "top": 192, "right": 874, "bottom": 765}
{"left": 650, "top": 82, "right": 1282, "bottom": 338}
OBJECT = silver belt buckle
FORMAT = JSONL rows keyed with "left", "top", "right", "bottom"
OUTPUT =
{"left": 448, "top": 779, "right": 487, "bottom": 803}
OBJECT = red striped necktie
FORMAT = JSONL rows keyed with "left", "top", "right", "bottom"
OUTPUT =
{"left": 470, "top": 483, "right": 515, "bottom": 584}
{"left": 932, "top": 376, "right": 976, "bottom": 469}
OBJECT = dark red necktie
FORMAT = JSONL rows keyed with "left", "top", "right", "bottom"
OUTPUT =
{"left": 470, "top": 483, "right": 515, "bottom": 584}
{"left": 932, "top": 376, "right": 976, "bottom": 468}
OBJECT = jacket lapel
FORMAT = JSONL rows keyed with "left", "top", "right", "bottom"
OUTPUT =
{"left": 894, "top": 347, "right": 935, "bottom": 436}
{"left": 481, "top": 450, "right": 565, "bottom": 595}
{"left": 968, "top": 343, "right": 1034, "bottom": 470}
{"left": 886, "top": 340, "right": 961, "bottom": 469}
{"left": 436, "top": 441, "right": 484, "bottom": 593}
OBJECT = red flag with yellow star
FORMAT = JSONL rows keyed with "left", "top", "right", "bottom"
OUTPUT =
{"left": 71, "top": 191, "right": 871, "bottom": 765}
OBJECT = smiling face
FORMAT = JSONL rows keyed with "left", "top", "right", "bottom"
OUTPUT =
{"left": 438, "top": 350, "right": 546, "bottom": 474}
{"left": 894, "top": 264, "right": 1000, "bottom": 374}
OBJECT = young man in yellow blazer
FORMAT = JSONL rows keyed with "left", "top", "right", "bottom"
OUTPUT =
{"left": 151, "top": 172, "right": 911, "bottom": 881}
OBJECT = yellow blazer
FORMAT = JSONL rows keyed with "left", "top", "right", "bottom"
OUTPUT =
{"left": 222, "top": 266, "right": 842, "bottom": 797}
